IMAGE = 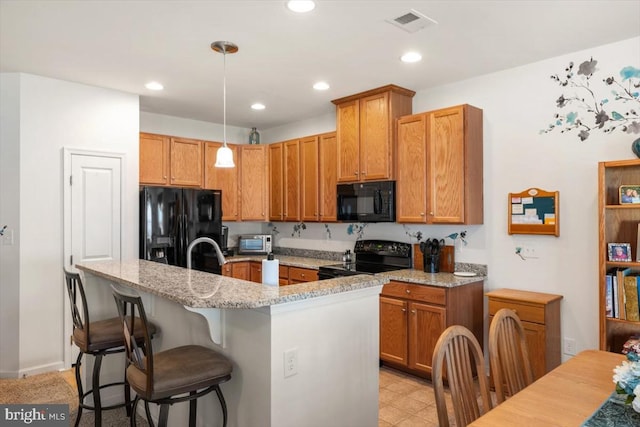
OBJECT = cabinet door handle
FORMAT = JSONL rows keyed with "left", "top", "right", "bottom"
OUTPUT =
{"left": 406, "top": 289, "right": 411, "bottom": 294}
{"left": 401, "top": 308, "right": 406, "bottom": 312}
{"left": 420, "top": 212, "right": 425, "bottom": 216}
{"left": 355, "top": 171, "right": 359, "bottom": 175}
{"left": 411, "top": 310, "right": 416, "bottom": 314}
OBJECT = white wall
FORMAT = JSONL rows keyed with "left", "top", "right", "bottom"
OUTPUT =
{"left": 0, "top": 73, "right": 21, "bottom": 376}
{"left": 141, "top": 111, "right": 249, "bottom": 144}
{"left": 0, "top": 73, "right": 139, "bottom": 377}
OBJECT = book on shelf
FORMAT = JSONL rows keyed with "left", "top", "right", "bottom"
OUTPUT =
{"left": 606, "top": 267, "right": 633, "bottom": 320}
{"left": 624, "top": 275, "right": 640, "bottom": 322}
{"left": 605, "top": 273, "right": 614, "bottom": 318}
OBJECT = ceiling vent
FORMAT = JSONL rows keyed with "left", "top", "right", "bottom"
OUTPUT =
{"left": 386, "top": 9, "right": 438, "bottom": 33}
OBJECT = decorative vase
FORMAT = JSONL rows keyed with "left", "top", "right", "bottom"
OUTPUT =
{"left": 249, "top": 127, "right": 260, "bottom": 144}
{"left": 632, "top": 138, "right": 640, "bottom": 158}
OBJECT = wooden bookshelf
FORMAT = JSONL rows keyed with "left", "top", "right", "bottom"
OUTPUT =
{"left": 599, "top": 159, "right": 640, "bottom": 352}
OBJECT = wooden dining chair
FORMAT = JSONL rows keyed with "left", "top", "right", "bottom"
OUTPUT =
{"left": 489, "top": 308, "right": 534, "bottom": 404}
{"left": 432, "top": 325, "right": 493, "bottom": 427}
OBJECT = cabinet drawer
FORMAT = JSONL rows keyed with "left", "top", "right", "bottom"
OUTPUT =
{"left": 382, "top": 281, "right": 446, "bottom": 305}
{"left": 289, "top": 267, "right": 318, "bottom": 282}
{"left": 488, "top": 299, "right": 545, "bottom": 324}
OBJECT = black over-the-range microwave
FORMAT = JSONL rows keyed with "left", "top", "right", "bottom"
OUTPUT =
{"left": 337, "top": 180, "right": 396, "bottom": 222}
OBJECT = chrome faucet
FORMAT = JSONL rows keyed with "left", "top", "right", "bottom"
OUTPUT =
{"left": 186, "top": 237, "right": 227, "bottom": 270}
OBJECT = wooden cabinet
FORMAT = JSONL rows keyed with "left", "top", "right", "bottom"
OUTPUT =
{"left": 332, "top": 85, "right": 414, "bottom": 183}
{"left": 139, "top": 133, "right": 203, "bottom": 187}
{"left": 268, "top": 142, "right": 284, "bottom": 221}
{"left": 221, "top": 261, "right": 250, "bottom": 281}
{"left": 140, "top": 133, "right": 170, "bottom": 185}
{"left": 268, "top": 140, "right": 300, "bottom": 221}
{"left": 204, "top": 142, "right": 239, "bottom": 221}
{"left": 380, "top": 280, "right": 483, "bottom": 378}
{"left": 396, "top": 104, "right": 484, "bottom": 224}
{"left": 279, "top": 265, "right": 290, "bottom": 286}
{"left": 288, "top": 267, "right": 318, "bottom": 284}
{"left": 300, "top": 136, "right": 319, "bottom": 222}
{"left": 598, "top": 159, "right": 640, "bottom": 352}
{"left": 487, "top": 288, "right": 563, "bottom": 380}
{"left": 318, "top": 132, "right": 338, "bottom": 222}
{"left": 169, "top": 137, "right": 203, "bottom": 187}
{"left": 283, "top": 140, "right": 300, "bottom": 221}
{"left": 250, "top": 262, "right": 262, "bottom": 283}
{"left": 240, "top": 145, "right": 268, "bottom": 221}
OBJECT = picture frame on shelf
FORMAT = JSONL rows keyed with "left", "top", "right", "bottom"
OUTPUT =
{"left": 608, "top": 242, "right": 632, "bottom": 262}
{"left": 619, "top": 185, "right": 640, "bottom": 204}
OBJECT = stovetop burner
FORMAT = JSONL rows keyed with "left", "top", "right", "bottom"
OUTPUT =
{"left": 318, "top": 240, "right": 412, "bottom": 279}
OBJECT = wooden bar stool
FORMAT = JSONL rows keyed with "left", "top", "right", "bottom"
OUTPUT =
{"left": 111, "top": 284, "right": 233, "bottom": 427}
{"left": 64, "top": 269, "right": 156, "bottom": 427}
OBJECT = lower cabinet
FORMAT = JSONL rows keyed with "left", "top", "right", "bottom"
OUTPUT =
{"left": 288, "top": 267, "right": 318, "bottom": 284}
{"left": 486, "top": 288, "right": 563, "bottom": 380}
{"left": 221, "top": 261, "right": 250, "bottom": 281}
{"left": 223, "top": 262, "right": 318, "bottom": 286}
{"left": 380, "top": 280, "right": 483, "bottom": 378}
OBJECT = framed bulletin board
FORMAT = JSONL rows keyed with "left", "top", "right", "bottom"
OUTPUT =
{"left": 508, "top": 188, "right": 560, "bottom": 236}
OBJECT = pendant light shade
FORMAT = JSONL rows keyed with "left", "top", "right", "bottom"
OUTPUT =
{"left": 215, "top": 144, "right": 234, "bottom": 167}
{"left": 211, "top": 41, "right": 238, "bottom": 168}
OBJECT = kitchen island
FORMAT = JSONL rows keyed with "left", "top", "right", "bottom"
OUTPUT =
{"left": 76, "top": 259, "right": 388, "bottom": 427}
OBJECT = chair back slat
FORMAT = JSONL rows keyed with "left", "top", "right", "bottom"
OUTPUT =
{"left": 489, "top": 308, "right": 534, "bottom": 404}
{"left": 433, "top": 325, "right": 492, "bottom": 427}
{"left": 111, "top": 285, "right": 154, "bottom": 397}
{"left": 64, "top": 269, "right": 89, "bottom": 340}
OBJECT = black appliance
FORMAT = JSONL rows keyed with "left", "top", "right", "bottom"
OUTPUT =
{"left": 139, "top": 186, "right": 224, "bottom": 274}
{"left": 318, "top": 239, "right": 411, "bottom": 280}
{"left": 337, "top": 180, "right": 395, "bottom": 222}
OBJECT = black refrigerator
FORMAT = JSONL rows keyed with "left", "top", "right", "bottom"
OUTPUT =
{"left": 139, "top": 186, "right": 224, "bottom": 274}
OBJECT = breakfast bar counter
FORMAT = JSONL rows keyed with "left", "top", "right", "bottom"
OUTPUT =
{"left": 76, "top": 259, "right": 387, "bottom": 427}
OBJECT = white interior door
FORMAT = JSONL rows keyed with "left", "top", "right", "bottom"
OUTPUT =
{"left": 63, "top": 149, "right": 124, "bottom": 367}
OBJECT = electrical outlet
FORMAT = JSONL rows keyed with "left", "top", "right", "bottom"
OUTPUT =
{"left": 284, "top": 348, "right": 298, "bottom": 377}
{"left": 522, "top": 245, "right": 538, "bottom": 259}
{"left": 563, "top": 337, "right": 576, "bottom": 355}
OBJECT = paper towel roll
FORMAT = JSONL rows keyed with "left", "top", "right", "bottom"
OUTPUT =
{"left": 262, "top": 257, "right": 279, "bottom": 286}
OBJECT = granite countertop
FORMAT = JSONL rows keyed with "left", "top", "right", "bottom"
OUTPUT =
{"left": 377, "top": 269, "right": 484, "bottom": 288}
{"left": 76, "top": 259, "right": 387, "bottom": 309}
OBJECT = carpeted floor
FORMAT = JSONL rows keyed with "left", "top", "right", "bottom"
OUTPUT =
{"left": 0, "top": 370, "right": 148, "bottom": 426}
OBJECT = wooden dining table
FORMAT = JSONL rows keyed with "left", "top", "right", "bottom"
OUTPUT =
{"left": 469, "top": 349, "right": 626, "bottom": 427}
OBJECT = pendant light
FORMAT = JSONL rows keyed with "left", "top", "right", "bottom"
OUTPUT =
{"left": 211, "top": 41, "right": 238, "bottom": 168}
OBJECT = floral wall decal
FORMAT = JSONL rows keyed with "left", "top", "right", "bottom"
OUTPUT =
{"left": 402, "top": 225, "right": 423, "bottom": 243}
{"left": 324, "top": 224, "right": 332, "bottom": 240}
{"left": 346, "top": 223, "right": 368, "bottom": 240}
{"left": 540, "top": 57, "right": 640, "bottom": 141}
{"left": 291, "top": 222, "right": 307, "bottom": 237}
{"left": 267, "top": 222, "right": 280, "bottom": 237}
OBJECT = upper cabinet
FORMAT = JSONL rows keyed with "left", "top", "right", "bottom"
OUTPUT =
{"left": 332, "top": 85, "right": 414, "bottom": 183}
{"left": 318, "top": 132, "right": 337, "bottom": 222}
{"left": 300, "top": 135, "right": 319, "bottom": 222}
{"left": 169, "top": 137, "right": 203, "bottom": 187}
{"left": 204, "top": 142, "right": 239, "bottom": 221}
{"left": 269, "top": 140, "right": 300, "bottom": 222}
{"left": 240, "top": 145, "right": 268, "bottom": 221}
{"left": 396, "top": 104, "right": 483, "bottom": 225}
{"left": 139, "top": 133, "right": 202, "bottom": 188}
{"left": 140, "top": 133, "right": 170, "bottom": 185}
{"left": 268, "top": 142, "right": 284, "bottom": 221}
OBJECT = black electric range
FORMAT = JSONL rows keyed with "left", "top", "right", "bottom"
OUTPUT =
{"left": 318, "top": 240, "right": 412, "bottom": 280}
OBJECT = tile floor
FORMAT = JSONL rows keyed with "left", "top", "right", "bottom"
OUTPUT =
{"left": 379, "top": 366, "right": 455, "bottom": 427}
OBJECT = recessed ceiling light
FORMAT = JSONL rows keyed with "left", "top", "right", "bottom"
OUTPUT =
{"left": 145, "top": 81, "right": 164, "bottom": 90}
{"left": 400, "top": 52, "right": 422, "bottom": 63}
{"left": 313, "top": 81, "right": 330, "bottom": 91}
{"left": 251, "top": 103, "right": 266, "bottom": 110}
{"left": 286, "top": 1, "right": 315, "bottom": 13}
